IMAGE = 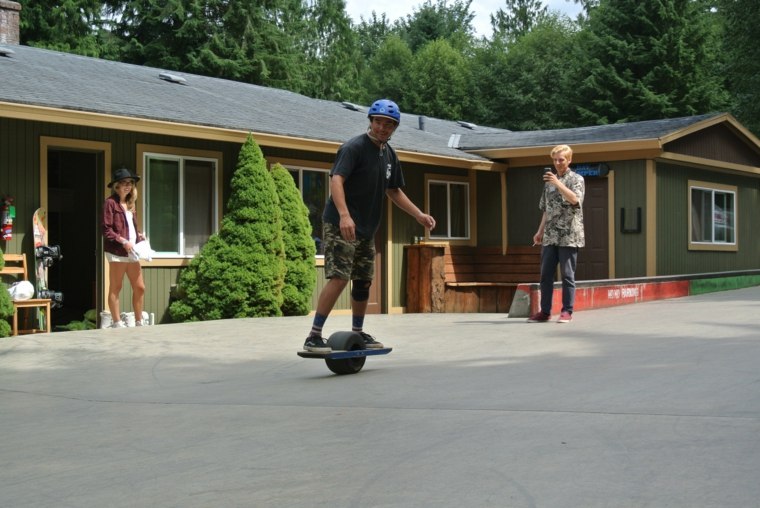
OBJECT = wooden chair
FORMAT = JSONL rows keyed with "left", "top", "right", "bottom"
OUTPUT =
{"left": 1, "top": 253, "right": 52, "bottom": 335}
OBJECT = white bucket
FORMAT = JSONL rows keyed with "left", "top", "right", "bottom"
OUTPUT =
{"left": 100, "top": 311, "right": 112, "bottom": 329}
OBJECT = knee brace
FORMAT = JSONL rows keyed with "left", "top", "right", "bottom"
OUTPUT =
{"left": 351, "top": 280, "right": 372, "bottom": 302}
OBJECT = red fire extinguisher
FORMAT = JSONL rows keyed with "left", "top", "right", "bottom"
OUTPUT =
{"left": 1, "top": 195, "right": 14, "bottom": 241}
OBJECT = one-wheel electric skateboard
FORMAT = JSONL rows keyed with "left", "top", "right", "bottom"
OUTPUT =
{"left": 297, "top": 331, "right": 392, "bottom": 375}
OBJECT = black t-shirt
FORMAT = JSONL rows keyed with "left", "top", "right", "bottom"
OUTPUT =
{"left": 323, "top": 133, "right": 405, "bottom": 239}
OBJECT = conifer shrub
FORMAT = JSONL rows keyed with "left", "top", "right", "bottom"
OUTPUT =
{"left": 270, "top": 163, "right": 316, "bottom": 316}
{"left": 169, "top": 135, "right": 286, "bottom": 321}
{"left": 0, "top": 255, "right": 13, "bottom": 337}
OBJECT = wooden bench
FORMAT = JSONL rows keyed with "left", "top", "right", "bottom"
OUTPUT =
{"left": 1, "top": 253, "right": 52, "bottom": 335}
{"left": 443, "top": 245, "right": 541, "bottom": 313}
{"left": 405, "top": 244, "right": 540, "bottom": 313}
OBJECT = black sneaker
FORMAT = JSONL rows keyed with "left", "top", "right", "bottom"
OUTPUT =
{"left": 304, "top": 334, "right": 331, "bottom": 353}
{"left": 359, "top": 332, "right": 384, "bottom": 349}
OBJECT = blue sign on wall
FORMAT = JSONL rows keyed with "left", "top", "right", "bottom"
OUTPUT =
{"left": 573, "top": 163, "right": 610, "bottom": 177}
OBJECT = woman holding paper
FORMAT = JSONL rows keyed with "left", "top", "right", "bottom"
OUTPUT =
{"left": 102, "top": 167, "right": 146, "bottom": 328}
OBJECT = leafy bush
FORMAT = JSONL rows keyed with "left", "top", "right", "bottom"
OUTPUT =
{"left": 270, "top": 163, "right": 316, "bottom": 316}
{"left": 0, "top": 255, "right": 13, "bottom": 337}
{"left": 169, "top": 135, "right": 286, "bottom": 321}
{"left": 56, "top": 309, "right": 97, "bottom": 331}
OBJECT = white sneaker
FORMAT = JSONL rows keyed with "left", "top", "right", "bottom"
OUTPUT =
{"left": 110, "top": 321, "right": 126, "bottom": 328}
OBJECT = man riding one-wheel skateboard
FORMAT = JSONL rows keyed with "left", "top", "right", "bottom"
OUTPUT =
{"left": 302, "top": 99, "right": 436, "bottom": 358}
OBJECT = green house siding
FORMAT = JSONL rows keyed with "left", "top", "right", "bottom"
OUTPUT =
{"left": 656, "top": 163, "right": 690, "bottom": 275}
{"left": 142, "top": 266, "right": 182, "bottom": 323}
{"left": 476, "top": 170, "right": 504, "bottom": 247}
{"left": 311, "top": 265, "right": 350, "bottom": 311}
{"left": 506, "top": 166, "right": 545, "bottom": 245}
{"left": 613, "top": 160, "right": 648, "bottom": 278}
{"left": 1, "top": 117, "right": 44, "bottom": 256}
{"left": 656, "top": 162, "right": 760, "bottom": 275}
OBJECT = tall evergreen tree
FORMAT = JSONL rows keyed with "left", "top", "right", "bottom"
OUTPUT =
{"left": 467, "top": 39, "right": 510, "bottom": 127}
{"left": 719, "top": 0, "right": 760, "bottom": 136}
{"left": 104, "top": 0, "right": 208, "bottom": 70}
{"left": 573, "top": 0, "right": 728, "bottom": 125}
{"left": 395, "top": 0, "right": 476, "bottom": 52}
{"left": 18, "top": 0, "right": 114, "bottom": 57}
{"left": 406, "top": 38, "right": 470, "bottom": 120}
{"left": 355, "top": 12, "right": 395, "bottom": 62}
{"left": 169, "top": 135, "right": 286, "bottom": 322}
{"left": 475, "top": 14, "right": 579, "bottom": 130}
{"left": 105, "top": 0, "right": 310, "bottom": 92}
{"left": 270, "top": 164, "right": 316, "bottom": 316}
{"left": 491, "top": 0, "right": 549, "bottom": 42}
{"left": 301, "top": 0, "right": 362, "bottom": 101}
{"left": 361, "top": 35, "right": 414, "bottom": 107}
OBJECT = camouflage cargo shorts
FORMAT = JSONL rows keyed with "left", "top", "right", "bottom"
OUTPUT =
{"left": 323, "top": 223, "right": 375, "bottom": 280}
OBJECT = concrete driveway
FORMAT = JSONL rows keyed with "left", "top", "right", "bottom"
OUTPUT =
{"left": 2, "top": 287, "right": 759, "bottom": 507}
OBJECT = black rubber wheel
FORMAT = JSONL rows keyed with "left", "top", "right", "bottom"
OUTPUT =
{"left": 325, "top": 331, "right": 366, "bottom": 375}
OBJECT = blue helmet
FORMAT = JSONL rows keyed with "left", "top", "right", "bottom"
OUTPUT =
{"left": 368, "top": 99, "right": 401, "bottom": 124}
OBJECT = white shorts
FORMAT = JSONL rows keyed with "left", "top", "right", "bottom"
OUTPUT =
{"left": 106, "top": 252, "right": 139, "bottom": 263}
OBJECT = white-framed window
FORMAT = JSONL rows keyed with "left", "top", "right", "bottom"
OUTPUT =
{"left": 144, "top": 153, "right": 219, "bottom": 257}
{"left": 427, "top": 178, "right": 470, "bottom": 240}
{"left": 689, "top": 181, "right": 737, "bottom": 251}
{"left": 287, "top": 166, "right": 330, "bottom": 256}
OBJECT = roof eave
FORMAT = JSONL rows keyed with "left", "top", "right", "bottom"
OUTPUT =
{"left": 466, "top": 139, "right": 664, "bottom": 167}
{"left": 1, "top": 100, "right": 336, "bottom": 148}
{"left": 1, "top": 101, "right": 493, "bottom": 169}
{"left": 659, "top": 152, "right": 760, "bottom": 177}
{"left": 397, "top": 149, "right": 504, "bottom": 171}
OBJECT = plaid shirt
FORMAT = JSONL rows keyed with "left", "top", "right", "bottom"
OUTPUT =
{"left": 539, "top": 170, "right": 585, "bottom": 247}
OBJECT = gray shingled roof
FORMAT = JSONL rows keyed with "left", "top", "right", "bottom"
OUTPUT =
{"left": 456, "top": 113, "right": 723, "bottom": 150}
{"left": 0, "top": 44, "right": 497, "bottom": 161}
{"left": 0, "top": 44, "right": 727, "bottom": 159}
